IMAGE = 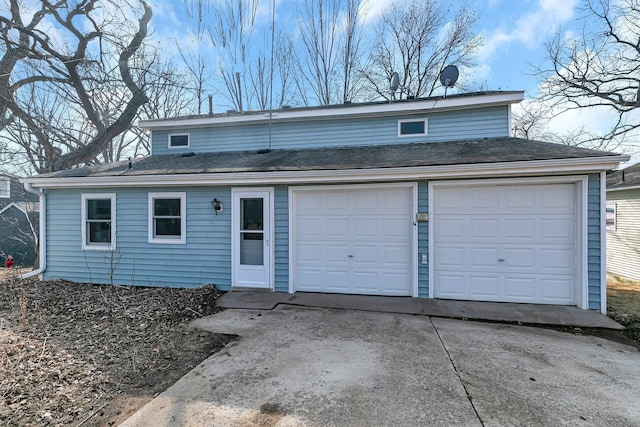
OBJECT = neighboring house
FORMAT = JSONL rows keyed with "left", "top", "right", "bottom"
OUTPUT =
{"left": 606, "top": 162, "right": 640, "bottom": 281}
{"left": 22, "top": 91, "right": 627, "bottom": 313}
{"left": 0, "top": 175, "right": 38, "bottom": 266}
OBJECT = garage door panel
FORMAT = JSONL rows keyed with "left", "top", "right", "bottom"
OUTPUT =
{"left": 434, "top": 273, "right": 466, "bottom": 297}
{"left": 294, "top": 186, "right": 413, "bottom": 296}
{"left": 326, "top": 218, "right": 350, "bottom": 237}
{"left": 541, "top": 186, "right": 575, "bottom": 212}
{"left": 326, "top": 193, "right": 349, "bottom": 212}
{"left": 297, "top": 218, "right": 323, "bottom": 238}
{"left": 504, "top": 188, "right": 536, "bottom": 210}
{"left": 503, "top": 248, "right": 536, "bottom": 271}
{"left": 541, "top": 248, "right": 574, "bottom": 270}
{"left": 434, "top": 245, "right": 465, "bottom": 269}
{"left": 432, "top": 188, "right": 466, "bottom": 212}
{"left": 471, "top": 219, "right": 500, "bottom": 239}
{"left": 383, "top": 245, "right": 412, "bottom": 266}
{"left": 470, "top": 189, "right": 500, "bottom": 212}
{"left": 324, "top": 245, "right": 350, "bottom": 264}
{"left": 433, "top": 182, "right": 577, "bottom": 305}
{"left": 541, "top": 217, "right": 574, "bottom": 241}
{"left": 504, "top": 277, "right": 536, "bottom": 299}
{"left": 468, "top": 276, "right": 500, "bottom": 298}
{"left": 469, "top": 247, "right": 501, "bottom": 269}
{"left": 297, "top": 244, "right": 324, "bottom": 263}
{"left": 434, "top": 217, "right": 466, "bottom": 240}
{"left": 353, "top": 192, "right": 378, "bottom": 211}
{"left": 383, "top": 218, "right": 412, "bottom": 240}
{"left": 541, "top": 278, "right": 574, "bottom": 302}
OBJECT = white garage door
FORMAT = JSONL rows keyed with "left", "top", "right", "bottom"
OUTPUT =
{"left": 433, "top": 182, "right": 577, "bottom": 305}
{"left": 293, "top": 185, "right": 414, "bottom": 296}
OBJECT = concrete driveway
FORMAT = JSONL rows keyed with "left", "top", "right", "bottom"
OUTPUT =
{"left": 121, "top": 306, "right": 640, "bottom": 426}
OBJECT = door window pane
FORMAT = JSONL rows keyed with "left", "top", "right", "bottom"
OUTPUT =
{"left": 241, "top": 198, "right": 263, "bottom": 230}
{"left": 240, "top": 233, "right": 264, "bottom": 265}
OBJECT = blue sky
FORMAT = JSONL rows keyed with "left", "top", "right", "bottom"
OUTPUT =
{"left": 149, "top": 0, "right": 581, "bottom": 97}
{"left": 471, "top": 0, "right": 579, "bottom": 93}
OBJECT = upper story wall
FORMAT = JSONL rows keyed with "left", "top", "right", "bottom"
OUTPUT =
{"left": 150, "top": 105, "right": 511, "bottom": 155}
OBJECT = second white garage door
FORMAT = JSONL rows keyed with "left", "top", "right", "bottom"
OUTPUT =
{"left": 432, "top": 181, "right": 578, "bottom": 305}
{"left": 292, "top": 185, "right": 414, "bottom": 296}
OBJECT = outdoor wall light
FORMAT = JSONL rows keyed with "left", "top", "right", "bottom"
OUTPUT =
{"left": 211, "top": 198, "right": 223, "bottom": 215}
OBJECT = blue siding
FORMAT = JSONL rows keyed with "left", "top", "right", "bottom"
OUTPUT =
{"left": 587, "top": 174, "right": 602, "bottom": 310}
{"left": 274, "top": 186, "right": 289, "bottom": 292}
{"left": 44, "top": 187, "right": 232, "bottom": 289}
{"left": 417, "top": 181, "right": 429, "bottom": 298}
{"left": 152, "top": 106, "right": 510, "bottom": 155}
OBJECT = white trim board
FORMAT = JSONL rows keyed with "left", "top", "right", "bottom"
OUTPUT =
{"left": 139, "top": 92, "right": 525, "bottom": 130}
{"left": 23, "top": 156, "right": 627, "bottom": 190}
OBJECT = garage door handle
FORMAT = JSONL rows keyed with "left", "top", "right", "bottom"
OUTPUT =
{"left": 498, "top": 258, "right": 505, "bottom": 262}
{"left": 348, "top": 255, "right": 354, "bottom": 258}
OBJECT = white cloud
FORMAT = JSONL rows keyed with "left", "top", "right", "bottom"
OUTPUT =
{"left": 478, "top": 0, "right": 579, "bottom": 62}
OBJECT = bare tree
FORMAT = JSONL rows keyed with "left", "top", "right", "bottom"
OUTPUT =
{"left": 534, "top": 0, "right": 640, "bottom": 151}
{"left": 339, "top": 0, "right": 367, "bottom": 103}
{"left": 362, "top": 0, "right": 480, "bottom": 100}
{"left": 512, "top": 99, "right": 585, "bottom": 146}
{"left": 208, "top": 0, "right": 259, "bottom": 111}
{"left": 0, "top": 0, "right": 155, "bottom": 173}
{"left": 296, "top": 0, "right": 367, "bottom": 105}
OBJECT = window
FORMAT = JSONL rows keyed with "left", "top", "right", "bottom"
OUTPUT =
{"left": 398, "top": 118, "right": 428, "bottom": 136}
{"left": 606, "top": 202, "right": 616, "bottom": 231}
{"left": 148, "top": 192, "right": 186, "bottom": 244}
{"left": 0, "top": 177, "right": 10, "bottom": 198}
{"left": 81, "top": 194, "right": 116, "bottom": 250}
{"left": 168, "top": 133, "right": 189, "bottom": 148}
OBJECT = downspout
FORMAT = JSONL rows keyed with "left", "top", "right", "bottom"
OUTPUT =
{"left": 21, "top": 182, "right": 46, "bottom": 279}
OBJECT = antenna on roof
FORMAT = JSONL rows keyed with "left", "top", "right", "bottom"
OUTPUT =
{"left": 439, "top": 65, "right": 459, "bottom": 98}
{"left": 389, "top": 72, "right": 404, "bottom": 102}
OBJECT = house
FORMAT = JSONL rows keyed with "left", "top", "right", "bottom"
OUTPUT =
{"left": 0, "top": 175, "right": 38, "bottom": 267}
{"left": 606, "top": 162, "right": 640, "bottom": 281}
{"left": 21, "top": 91, "right": 627, "bottom": 313}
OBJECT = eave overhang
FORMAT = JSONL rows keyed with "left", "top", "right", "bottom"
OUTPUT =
{"left": 22, "top": 155, "right": 627, "bottom": 190}
{"left": 139, "top": 92, "right": 525, "bottom": 131}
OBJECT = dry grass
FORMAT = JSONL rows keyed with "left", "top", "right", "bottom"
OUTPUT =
{"left": 607, "top": 274, "right": 640, "bottom": 344}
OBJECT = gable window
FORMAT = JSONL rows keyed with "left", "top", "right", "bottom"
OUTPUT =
{"left": 82, "top": 194, "right": 116, "bottom": 250}
{"left": 0, "top": 177, "right": 9, "bottom": 198}
{"left": 606, "top": 202, "right": 616, "bottom": 231}
{"left": 168, "top": 133, "right": 190, "bottom": 148}
{"left": 398, "top": 118, "right": 428, "bottom": 136}
{"left": 148, "top": 192, "right": 186, "bottom": 244}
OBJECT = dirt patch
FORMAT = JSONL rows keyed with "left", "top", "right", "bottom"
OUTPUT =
{"left": 0, "top": 270, "right": 232, "bottom": 426}
{"left": 607, "top": 275, "right": 640, "bottom": 345}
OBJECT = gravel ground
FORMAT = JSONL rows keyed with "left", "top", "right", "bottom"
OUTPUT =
{"left": 0, "top": 270, "right": 232, "bottom": 426}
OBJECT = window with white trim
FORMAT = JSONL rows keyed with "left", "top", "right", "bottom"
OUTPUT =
{"left": 168, "top": 133, "right": 190, "bottom": 148}
{"left": 148, "top": 192, "right": 186, "bottom": 244}
{"left": 606, "top": 202, "right": 616, "bottom": 231}
{"left": 81, "top": 194, "right": 116, "bottom": 250}
{"left": 398, "top": 118, "right": 428, "bottom": 136}
{"left": 0, "top": 177, "right": 10, "bottom": 198}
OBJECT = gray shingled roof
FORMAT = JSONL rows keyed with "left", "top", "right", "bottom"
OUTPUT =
{"left": 607, "top": 162, "right": 640, "bottom": 190}
{"left": 36, "top": 137, "right": 619, "bottom": 179}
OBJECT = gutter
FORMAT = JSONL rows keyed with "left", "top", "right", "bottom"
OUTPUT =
{"left": 21, "top": 182, "right": 45, "bottom": 279}
{"left": 22, "top": 155, "right": 629, "bottom": 189}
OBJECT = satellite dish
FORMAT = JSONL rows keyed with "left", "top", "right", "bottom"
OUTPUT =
{"left": 439, "top": 65, "right": 459, "bottom": 88}
{"left": 390, "top": 72, "right": 400, "bottom": 93}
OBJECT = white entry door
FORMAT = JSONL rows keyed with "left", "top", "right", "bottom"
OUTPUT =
{"left": 232, "top": 189, "right": 272, "bottom": 289}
